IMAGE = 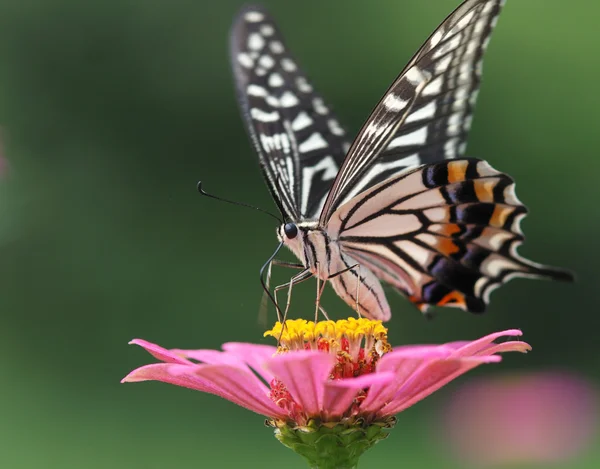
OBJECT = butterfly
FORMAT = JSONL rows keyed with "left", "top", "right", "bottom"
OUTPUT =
{"left": 228, "top": 0, "right": 573, "bottom": 321}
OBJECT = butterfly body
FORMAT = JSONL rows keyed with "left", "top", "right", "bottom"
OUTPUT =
{"left": 229, "top": 1, "right": 574, "bottom": 320}
{"left": 278, "top": 220, "right": 392, "bottom": 320}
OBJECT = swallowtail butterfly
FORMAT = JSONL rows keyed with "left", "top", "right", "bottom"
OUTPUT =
{"left": 229, "top": 0, "right": 573, "bottom": 320}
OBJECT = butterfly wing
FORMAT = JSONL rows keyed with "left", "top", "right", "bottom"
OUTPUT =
{"left": 230, "top": 6, "right": 351, "bottom": 220}
{"left": 319, "top": 0, "right": 506, "bottom": 224}
{"left": 327, "top": 159, "right": 574, "bottom": 314}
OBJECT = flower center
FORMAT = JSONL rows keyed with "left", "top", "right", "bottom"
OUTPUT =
{"left": 264, "top": 318, "right": 392, "bottom": 424}
{"left": 264, "top": 317, "right": 392, "bottom": 379}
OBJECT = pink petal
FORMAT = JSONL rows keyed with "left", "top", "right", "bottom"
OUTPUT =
{"left": 323, "top": 372, "right": 396, "bottom": 418}
{"left": 434, "top": 340, "right": 470, "bottom": 350}
{"left": 377, "top": 347, "right": 452, "bottom": 375}
{"left": 129, "top": 339, "right": 191, "bottom": 364}
{"left": 264, "top": 351, "right": 334, "bottom": 416}
{"left": 123, "top": 359, "right": 286, "bottom": 419}
{"left": 361, "top": 348, "right": 450, "bottom": 413}
{"left": 449, "top": 329, "right": 523, "bottom": 358}
{"left": 171, "top": 349, "right": 245, "bottom": 366}
{"left": 222, "top": 342, "right": 278, "bottom": 383}
{"left": 170, "top": 343, "right": 280, "bottom": 384}
{"left": 123, "top": 363, "right": 247, "bottom": 400}
{"left": 385, "top": 356, "right": 501, "bottom": 415}
{"left": 473, "top": 340, "right": 532, "bottom": 356}
{"left": 122, "top": 363, "right": 204, "bottom": 389}
{"left": 171, "top": 363, "right": 287, "bottom": 419}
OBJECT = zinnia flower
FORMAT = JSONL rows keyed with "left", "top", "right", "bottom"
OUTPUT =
{"left": 123, "top": 318, "right": 531, "bottom": 468}
{"left": 441, "top": 371, "right": 598, "bottom": 467}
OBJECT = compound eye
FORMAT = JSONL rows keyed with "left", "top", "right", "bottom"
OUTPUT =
{"left": 283, "top": 223, "right": 298, "bottom": 239}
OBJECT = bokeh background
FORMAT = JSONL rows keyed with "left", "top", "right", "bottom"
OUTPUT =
{"left": 1, "top": 0, "right": 598, "bottom": 467}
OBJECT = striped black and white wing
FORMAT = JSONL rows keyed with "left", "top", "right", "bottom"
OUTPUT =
{"left": 230, "top": 6, "right": 350, "bottom": 221}
{"left": 319, "top": 0, "right": 505, "bottom": 224}
{"left": 328, "top": 159, "right": 574, "bottom": 314}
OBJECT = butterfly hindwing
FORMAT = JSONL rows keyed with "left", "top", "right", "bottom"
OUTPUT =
{"left": 330, "top": 159, "right": 573, "bottom": 313}
{"left": 230, "top": 6, "right": 350, "bottom": 220}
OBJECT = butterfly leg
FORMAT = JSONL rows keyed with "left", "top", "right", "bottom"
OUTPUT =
{"left": 314, "top": 271, "right": 321, "bottom": 322}
{"left": 318, "top": 263, "right": 361, "bottom": 318}
{"left": 318, "top": 305, "right": 330, "bottom": 321}
{"left": 314, "top": 262, "right": 330, "bottom": 322}
{"left": 260, "top": 260, "right": 305, "bottom": 324}
{"left": 273, "top": 269, "right": 313, "bottom": 322}
{"left": 315, "top": 279, "right": 326, "bottom": 322}
{"left": 262, "top": 259, "right": 304, "bottom": 306}
{"left": 355, "top": 264, "right": 362, "bottom": 318}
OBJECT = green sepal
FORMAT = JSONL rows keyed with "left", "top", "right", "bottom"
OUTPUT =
{"left": 267, "top": 417, "right": 396, "bottom": 469}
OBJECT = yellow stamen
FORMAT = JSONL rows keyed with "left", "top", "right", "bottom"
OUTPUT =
{"left": 264, "top": 317, "right": 391, "bottom": 356}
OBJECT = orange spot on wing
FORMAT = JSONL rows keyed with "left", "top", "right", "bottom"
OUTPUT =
{"left": 474, "top": 179, "right": 497, "bottom": 203}
{"left": 437, "top": 291, "right": 466, "bottom": 307}
{"left": 440, "top": 223, "right": 461, "bottom": 236}
{"left": 437, "top": 237, "right": 460, "bottom": 256}
{"left": 447, "top": 160, "right": 469, "bottom": 183}
{"left": 490, "top": 205, "right": 514, "bottom": 228}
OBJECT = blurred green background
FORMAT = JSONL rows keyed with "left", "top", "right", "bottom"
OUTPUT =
{"left": 0, "top": 0, "right": 598, "bottom": 467}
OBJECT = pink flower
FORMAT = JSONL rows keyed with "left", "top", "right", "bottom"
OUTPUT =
{"left": 441, "top": 371, "right": 598, "bottom": 467}
{"left": 122, "top": 319, "right": 530, "bottom": 426}
{"left": 123, "top": 319, "right": 531, "bottom": 467}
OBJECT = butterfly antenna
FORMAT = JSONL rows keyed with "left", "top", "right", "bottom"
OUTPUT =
{"left": 197, "top": 181, "right": 282, "bottom": 224}
{"left": 259, "top": 241, "right": 285, "bottom": 322}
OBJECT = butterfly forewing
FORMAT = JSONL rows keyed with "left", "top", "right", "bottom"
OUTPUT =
{"left": 230, "top": 6, "right": 350, "bottom": 220}
{"left": 319, "top": 0, "right": 506, "bottom": 223}
{"left": 380, "top": 1, "right": 505, "bottom": 166}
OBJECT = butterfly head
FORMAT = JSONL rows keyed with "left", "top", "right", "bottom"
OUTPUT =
{"left": 277, "top": 222, "right": 298, "bottom": 243}
{"left": 277, "top": 222, "right": 306, "bottom": 262}
{"left": 282, "top": 222, "right": 298, "bottom": 239}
